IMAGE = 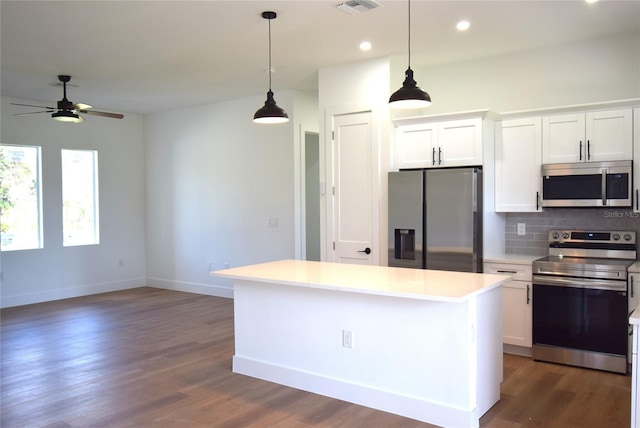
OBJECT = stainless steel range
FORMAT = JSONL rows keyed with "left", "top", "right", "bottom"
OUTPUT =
{"left": 532, "top": 230, "right": 637, "bottom": 374}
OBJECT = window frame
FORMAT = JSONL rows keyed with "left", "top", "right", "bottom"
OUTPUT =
{"left": 0, "top": 143, "right": 44, "bottom": 251}
{"left": 61, "top": 149, "right": 100, "bottom": 247}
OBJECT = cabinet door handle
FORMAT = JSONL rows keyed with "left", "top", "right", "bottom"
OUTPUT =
{"left": 636, "top": 189, "right": 638, "bottom": 211}
{"left": 579, "top": 140, "right": 583, "bottom": 161}
{"left": 432, "top": 147, "right": 436, "bottom": 166}
{"left": 438, "top": 147, "right": 442, "bottom": 165}
{"left": 526, "top": 284, "right": 530, "bottom": 305}
{"left": 497, "top": 270, "right": 518, "bottom": 274}
{"left": 587, "top": 140, "right": 591, "bottom": 160}
{"left": 631, "top": 276, "right": 635, "bottom": 298}
{"left": 536, "top": 191, "right": 539, "bottom": 211}
{"left": 358, "top": 247, "right": 371, "bottom": 255}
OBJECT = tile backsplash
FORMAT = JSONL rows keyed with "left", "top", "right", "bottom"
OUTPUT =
{"left": 505, "top": 208, "right": 640, "bottom": 256}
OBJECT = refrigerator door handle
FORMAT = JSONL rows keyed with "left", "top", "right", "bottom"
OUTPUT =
{"left": 471, "top": 171, "right": 478, "bottom": 212}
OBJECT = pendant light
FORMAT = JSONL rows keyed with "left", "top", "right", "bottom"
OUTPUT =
{"left": 254, "top": 11, "right": 289, "bottom": 124}
{"left": 389, "top": 0, "right": 431, "bottom": 109}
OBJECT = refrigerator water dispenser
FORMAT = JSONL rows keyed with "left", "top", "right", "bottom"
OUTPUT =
{"left": 394, "top": 229, "right": 415, "bottom": 260}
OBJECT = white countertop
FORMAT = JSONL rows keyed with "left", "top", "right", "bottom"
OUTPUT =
{"left": 211, "top": 259, "right": 511, "bottom": 303}
{"left": 631, "top": 305, "right": 640, "bottom": 326}
{"left": 484, "top": 254, "right": 540, "bottom": 265}
{"left": 629, "top": 261, "right": 640, "bottom": 273}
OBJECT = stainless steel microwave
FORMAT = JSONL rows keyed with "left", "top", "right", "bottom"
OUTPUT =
{"left": 541, "top": 160, "right": 632, "bottom": 208}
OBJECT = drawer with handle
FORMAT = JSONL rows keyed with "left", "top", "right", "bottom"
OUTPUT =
{"left": 484, "top": 262, "right": 532, "bottom": 282}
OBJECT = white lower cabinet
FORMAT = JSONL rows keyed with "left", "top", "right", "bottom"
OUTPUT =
{"left": 632, "top": 335, "right": 638, "bottom": 428}
{"left": 484, "top": 262, "right": 532, "bottom": 349}
{"left": 630, "top": 274, "right": 640, "bottom": 366}
{"left": 630, "top": 274, "right": 639, "bottom": 428}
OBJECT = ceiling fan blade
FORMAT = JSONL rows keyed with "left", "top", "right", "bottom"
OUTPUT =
{"left": 74, "top": 102, "right": 92, "bottom": 110}
{"left": 10, "top": 102, "right": 56, "bottom": 110}
{"left": 78, "top": 109, "right": 124, "bottom": 119}
{"left": 14, "top": 110, "right": 53, "bottom": 116}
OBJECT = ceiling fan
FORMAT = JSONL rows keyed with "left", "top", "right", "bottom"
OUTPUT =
{"left": 11, "top": 75, "right": 124, "bottom": 123}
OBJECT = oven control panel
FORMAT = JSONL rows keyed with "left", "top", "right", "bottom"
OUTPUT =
{"left": 549, "top": 230, "right": 636, "bottom": 244}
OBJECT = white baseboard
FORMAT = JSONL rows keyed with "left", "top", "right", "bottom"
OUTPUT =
{"left": 0, "top": 277, "right": 233, "bottom": 308}
{"left": 504, "top": 344, "right": 533, "bottom": 357}
{"left": 233, "top": 355, "right": 478, "bottom": 428}
{"left": 146, "top": 277, "right": 234, "bottom": 299}
{"left": 0, "top": 278, "right": 144, "bottom": 308}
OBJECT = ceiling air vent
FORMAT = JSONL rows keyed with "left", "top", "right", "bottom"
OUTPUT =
{"left": 336, "top": 0, "right": 381, "bottom": 15}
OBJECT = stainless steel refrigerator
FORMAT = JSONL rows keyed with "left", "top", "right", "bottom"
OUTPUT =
{"left": 388, "top": 168, "right": 483, "bottom": 272}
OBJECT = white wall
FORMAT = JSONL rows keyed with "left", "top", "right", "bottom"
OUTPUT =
{"left": 1, "top": 96, "right": 146, "bottom": 307}
{"left": 292, "top": 91, "right": 321, "bottom": 260}
{"left": 144, "top": 90, "right": 317, "bottom": 297}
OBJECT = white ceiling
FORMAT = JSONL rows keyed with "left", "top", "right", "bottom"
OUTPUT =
{"left": 1, "top": 0, "right": 639, "bottom": 116}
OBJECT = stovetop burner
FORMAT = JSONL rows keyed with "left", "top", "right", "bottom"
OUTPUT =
{"left": 535, "top": 255, "right": 635, "bottom": 269}
{"left": 533, "top": 229, "right": 637, "bottom": 280}
{"left": 533, "top": 255, "right": 634, "bottom": 280}
{"left": 541, "top": 229, "right": 636, "bottom": 260}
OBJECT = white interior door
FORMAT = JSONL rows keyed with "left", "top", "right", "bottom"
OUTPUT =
{"left": 328, "top": 110, "right": 377, "bottom": 265}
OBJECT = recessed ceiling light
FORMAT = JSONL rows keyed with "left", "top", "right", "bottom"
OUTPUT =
{"left": 585, "top": 0, "right": 599, "bottom": 3}
{"left": 360, "top": 41, "right": 372, "bottom": 51}
{"left": 456, "top": 20, "right": 470, "bottom": 31}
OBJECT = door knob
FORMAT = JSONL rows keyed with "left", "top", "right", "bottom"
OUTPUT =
{"left": 358, "top": 247, "right": 371, "bottom": 255}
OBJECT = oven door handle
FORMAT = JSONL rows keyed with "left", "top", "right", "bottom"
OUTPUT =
{"left": 533, "top": 275, "right": 626, "bottom": 291}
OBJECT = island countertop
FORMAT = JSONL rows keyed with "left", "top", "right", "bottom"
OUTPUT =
{"left": 211, "top": 259, "right": 510, "bottom": 303}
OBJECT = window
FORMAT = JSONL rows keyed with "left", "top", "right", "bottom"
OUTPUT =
{"left": 0, "top": 144, "right": 43, "bottom": 251}
{"left": 62, "top": 149, "right": 99, "bottom": 246}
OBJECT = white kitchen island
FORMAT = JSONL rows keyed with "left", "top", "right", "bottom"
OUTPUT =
{"left": 211, "top": 260, "right": 510, "bottom": 427}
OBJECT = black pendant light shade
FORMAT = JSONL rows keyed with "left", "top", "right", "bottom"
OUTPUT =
{"left": 389, "top": 67, "right": 431, "bottom": 109}
{"left": 254, "top": 90, "right": 289, "bottom": 124}
{"left": 389, "top": 0, "right": 432, "bottom": 109}
{"left": 254, "top": 11, "right": 289, "bottom": 124}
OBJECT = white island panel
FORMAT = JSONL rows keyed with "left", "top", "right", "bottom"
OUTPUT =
{"left": 213, "top": 260, "right": 508, "bottom": 427}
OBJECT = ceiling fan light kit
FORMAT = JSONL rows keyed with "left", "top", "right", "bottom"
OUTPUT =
{"left": 11, "top": 75, "right": 124, "bottom": 123}
{"left": 52, "top": 109, "right": 83, "bottom": 123}
{"left": 389, "top": 0, "right": 431, "bottom": 109}
{"left": 253, "top": 11, "right": 289, "bottom": 124}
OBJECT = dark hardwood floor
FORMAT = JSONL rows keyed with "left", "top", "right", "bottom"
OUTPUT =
{"left": 1, "top": 287, "right": 631, "bottom": 427}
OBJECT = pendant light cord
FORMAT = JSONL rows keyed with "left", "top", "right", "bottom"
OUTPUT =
{"left": 407, "top": 0, "right": 411, "bottom": 69}
{"left": 268, "top": 16, "right": 273, "bottom": 91}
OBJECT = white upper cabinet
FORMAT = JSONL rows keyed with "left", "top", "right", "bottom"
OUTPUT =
{"left": 542, "top": 113, "right": 585, "bottom": 163}
{"left": 437, "top": 118, "right": 483, "bottom": 167}
{"left": 542, "top": 108, "right": 633, "bottom": 164}
{"left": 495, "top": 117, "right": 542, "bottom": 212}
{"left": 394, "top": 122, "right": 438, "bottom": 169}
{"left": 395, "top": 117, "right": 483, "bottom": 169}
